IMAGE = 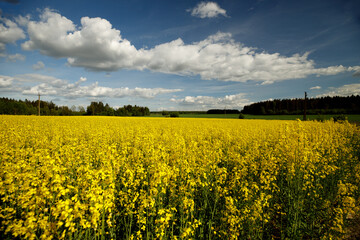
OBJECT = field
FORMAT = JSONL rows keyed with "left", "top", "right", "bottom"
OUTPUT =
{"left": 0, "top": 116, "right": 359, "bottom": 239}
{"left": 150, "top": 113, "right": 360, "bottom": 122}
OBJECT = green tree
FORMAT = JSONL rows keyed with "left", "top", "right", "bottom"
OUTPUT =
{"left": 170, "top": 112, "right": 179, "bottom": 117}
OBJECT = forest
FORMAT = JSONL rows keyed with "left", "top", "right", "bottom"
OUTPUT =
{"left": 0, "top": 98, "right": 150, "bottom": 116}
{"left": 2, "top": 95, "right": 360, "bottom": 117}
{"left": 241, "top": 95, "right": 360, "bottom": 115}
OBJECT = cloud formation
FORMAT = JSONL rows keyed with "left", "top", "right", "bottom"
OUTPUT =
{"left": 0, "top": 73, "right": 182, "bottom": 99}
{"left": 20, "top": 9, "right": 360, "bottom": 84}
{"left": 188, "top": 2, "right": 228, "bottom": 18}
{"left": 0, "top": 15, "right": 25, "bottom": 53}
{"left": 317, "top": 84, "right": 360, "bottom": 97}
{"left": 32, "top": 61, "right": 45, "bottom": 70}
{"left": 171, "top": 93, "right": 251, "bottom": 110}
{"left": 6, "top": 53, "right": 25, "bottom": 62}
{"left": 310, "top": 86, "right": 321, "bottom": 90}
{"left": 0, "top": 75, "right": 13, "bottom": 87}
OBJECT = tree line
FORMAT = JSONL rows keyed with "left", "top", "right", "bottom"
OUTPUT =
{"left": 86, "top": 101, "right": 150, "bottom": 116}
{"left": 241, "top": 95, "right": 360, "bottom": 115}
{"left": 0, "top": 98, "right": 150, "bottom": 116}
{"left": 207, "top": 109, "right": 240, "bottom": 114}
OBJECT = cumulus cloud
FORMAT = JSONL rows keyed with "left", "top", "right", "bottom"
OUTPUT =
{"left": 0, "top": 15, "right": 25, "bottom": 53}
{"left": 349, "top": 66, "right": 360, "bottom": 77}
{"left": 32, "top": 61, "right": 45, "bottom": 70}
{"left": 14, "top": 14, "right": 31, "bottom": 27}
{"left": 310, "top": 86, "right": 321, "bottom": 90}
{"left": 171, "top": 93, "right": 251, "bottom": 110}
{"left": 22, "top": 9, "right": 140, "bottom": 71}
{"left": 317, "top": 84, "right": 360, "bottom": 97}
{"left": 23, "top": 81, "right": 182, "bottom": 99}
{"left": 188, "top": 2, "right": 228, "bottom": 18}
{"left": 5, "top": 73, "right": 183, "bottom": 99}
{"left": 21, "top": 9, "right": 360, "bottom": 84}
{"left": 0, "top": 75, "right": 13, "bottom": 87}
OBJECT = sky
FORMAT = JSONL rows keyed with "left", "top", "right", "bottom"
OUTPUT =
{"left": 0, "top": 0, "right": 359, "bottom": 111}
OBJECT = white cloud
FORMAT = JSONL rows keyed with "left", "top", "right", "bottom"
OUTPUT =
{"left": 188, "top": 2, "right": 228, "bottom": 18}
{"left": 6, "top": 53, "right": 25, "bottom": 62}
{"left": 317, "top": 84, "right": 360, "bottom": 97}
{"left": 15, "top": 73, "right": 63, "bottom": 83}
{"left": 349, "top": 66, "right": 360, "bottom": 77}
{"left": 171, "top": 93, "right": 251, "bottom": 110}
{"left": 32, "top": 61, "right": 45, "bottom": 70}
{"left": 310, "top": 86, "right": 321, "bottom": 90}
{"left": 22, "top": 9, "right": 140, "bottom": 71}
{"left": 260, "top": 80, "right": 274, "bottom": 85}
{"left": 15, "top": 14, "right": 31, "bottom": 27}
{"left": 21, "top": 9, "right": 360, "bottom": 84}
{"left": 0, "top": 16, "right": 25, "bottom": 53}
{"left": 22, "top": 81, "right": 182, "bottom": 99}
{"left": 1, "top": 73, "right": 182, "bottom": 99}
{"left": 311, "top": 65, "right": 348, "bottom": 76}
{"left": 0, "top": 75, "right": 13, "bottom": 87}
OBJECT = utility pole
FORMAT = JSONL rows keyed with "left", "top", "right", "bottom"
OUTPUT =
{"left": 303, "top": 91, "right": 307, "bottom": 121}
{"left": 38, "top": 93, "right": 41, "bottom": 116}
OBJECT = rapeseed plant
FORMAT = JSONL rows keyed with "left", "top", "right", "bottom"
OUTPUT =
{"left": 0, "top": 116, "right": 359, "bottom": 239}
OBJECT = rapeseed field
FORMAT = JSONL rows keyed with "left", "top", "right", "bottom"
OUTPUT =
{"left": 0, "top": 116, "right": 359, "bottom": 239}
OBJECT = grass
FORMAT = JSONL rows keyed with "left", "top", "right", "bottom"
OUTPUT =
{"left": 149, "top": 113, "right": 240, "bottom": 119}
{"left": 149, "top": 113, "right": 360, "bottom": 122}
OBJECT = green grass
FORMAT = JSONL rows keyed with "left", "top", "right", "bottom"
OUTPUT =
{"left": 180, "top": 113, "right": 240, "bottom": 119}
{"left": 149, "top": 113, "right": 240, "bottom": 118}
{"left": 149, "top": 113, "right": 360, "bottom": 122}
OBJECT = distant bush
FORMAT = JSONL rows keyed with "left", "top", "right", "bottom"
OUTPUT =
{"left": 207, "top": 109, "right": 240, "bottom": 114}
{"left": 170, "top": 112, "right": 179, "bottom": 118}
{"left": 315, "top": 114, "right": 326, "bottom": 122}
{"left": 333, "top": 115, "right": 347, "bottom": 122}
{"left": 280, "top": 109, "right": 289, "bottom": 115}
{"left": 238, "top": 113, "right": 245, "bottom": 119}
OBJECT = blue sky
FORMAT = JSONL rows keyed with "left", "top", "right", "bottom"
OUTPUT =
{"left": 0, "top": 0, "right": 359, "bottom": 111}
